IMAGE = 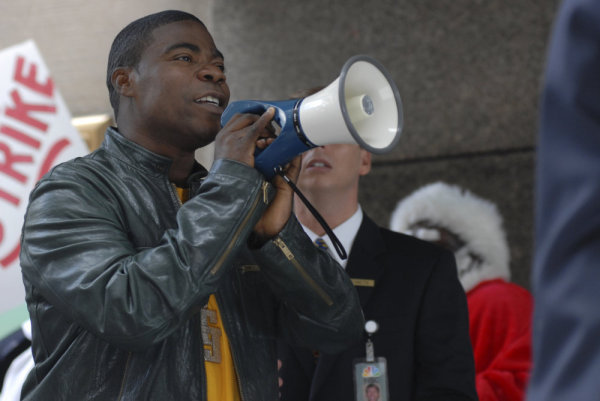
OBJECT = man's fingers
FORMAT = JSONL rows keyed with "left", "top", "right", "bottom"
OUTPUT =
{"left": 251, "top": 107, "right": 276, "bottom": 138}
{"left": 222, "top": 112, "right": 260, "bottom": 130}
{"left": 213, "top": 107, "right": 276, "bottom": 166}
{"left": 222, "top": 107, "right": 275, "bottom": 138}
{"left": 255, "top": 137, "right": 276, "bottom": 150}
{"left": 286, "top": 154, "right": 302, "bottom": 182}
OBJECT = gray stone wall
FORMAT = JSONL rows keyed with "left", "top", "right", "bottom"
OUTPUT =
{"left": 213, "top": 0, "right": 560, "bottom": 289}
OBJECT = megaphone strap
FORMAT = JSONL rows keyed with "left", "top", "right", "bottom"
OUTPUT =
{"left": 277, "top": 170, "right": 348, "bottom": 261}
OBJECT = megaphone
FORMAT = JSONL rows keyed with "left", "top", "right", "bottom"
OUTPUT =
{"left": 220, "top": 55, "right": 403, "bottom": 179}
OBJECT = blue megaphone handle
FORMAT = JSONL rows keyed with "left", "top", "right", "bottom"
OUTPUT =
{"left": 220, "top": 99, "right": 314, "bottom": 179}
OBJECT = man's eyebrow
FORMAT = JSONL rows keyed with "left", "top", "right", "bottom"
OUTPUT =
{"left": 164, "top": 42, "right": 224, "bottom": 61}
{"left": 164, "top": 42, "right": 200, "bottom": 54}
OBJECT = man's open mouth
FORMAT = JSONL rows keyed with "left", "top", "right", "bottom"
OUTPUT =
{"left": 195, "top": 95, "right": 221, "bottom": 106}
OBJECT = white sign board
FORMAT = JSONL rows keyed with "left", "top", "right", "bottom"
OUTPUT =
{"left": 0, "top": 40, "right": 88, "bottom": 329}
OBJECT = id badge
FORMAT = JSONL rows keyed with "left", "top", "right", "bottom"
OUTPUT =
{"left": 353, "top": 320, "right": 389, "bottom": 401}
{"left": 353, "top": 357, "right": 389, "bottom": 401}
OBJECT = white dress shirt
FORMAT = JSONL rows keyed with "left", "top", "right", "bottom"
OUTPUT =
{"left": 301, "top": 206, "right": 363, "bottom": 269}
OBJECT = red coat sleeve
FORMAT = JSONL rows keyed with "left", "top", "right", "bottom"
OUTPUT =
{"left": 467, "top": 279, "right": 533, "bottom": 401}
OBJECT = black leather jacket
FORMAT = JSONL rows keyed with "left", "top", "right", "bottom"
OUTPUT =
{"left": 19, "top": 128, "right": 363, "bottom": 401}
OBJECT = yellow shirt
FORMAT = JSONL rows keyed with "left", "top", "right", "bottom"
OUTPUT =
{"left": 176, "top": 186, "right": 241, "bottom": 401}
{"left": 203, "top": 295, "right": 241, "bottom": 401}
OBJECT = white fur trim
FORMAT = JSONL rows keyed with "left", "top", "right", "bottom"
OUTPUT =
{"left": 389, "top": 182, "right": 510, "bottom": 292}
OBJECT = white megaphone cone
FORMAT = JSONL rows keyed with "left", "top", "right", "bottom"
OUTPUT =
{"left": 220, "top": 55, "right": 403, "bottom": 179}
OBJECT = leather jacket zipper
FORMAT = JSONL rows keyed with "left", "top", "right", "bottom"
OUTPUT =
{"left": 210, "top": 181, "right": 269, "bottom": 275}
{"left": 170, "top": 182, "right": 184, "bottom": 207}
{"left": 116, "top": 352, "right": 132, "bottom": 401}
{"left": 215, "top": 292, "right": 247, "bottom": 401}
{"left": 272, "top": 237, "right": 333, "bottom": 306}
{"left": 229, "top": 324, "right": 247, "bottom": 401}
{"left": 234, "top": 363, "right": 245, "bottom": 401}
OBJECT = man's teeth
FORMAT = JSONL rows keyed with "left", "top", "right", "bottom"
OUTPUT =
{"left": 196, "top": 96, "right": 220, "bottom": 106}
{"left": 312, "top": 162, "right": 326, "bottom": 167}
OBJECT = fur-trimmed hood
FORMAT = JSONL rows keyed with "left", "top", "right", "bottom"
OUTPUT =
{"left": 389, "top": 182, "right": 510, "bottom": 292}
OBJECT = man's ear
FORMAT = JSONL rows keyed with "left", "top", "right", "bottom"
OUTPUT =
{"left": 111, "top": 67, "right": 135, "bottom": 98}
{"left": 359, "top": 149, "right": 372, "bottom": 176}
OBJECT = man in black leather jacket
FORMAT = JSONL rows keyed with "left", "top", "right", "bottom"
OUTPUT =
{"left": 18, "top": 10, "right": 363, "bottom": 401}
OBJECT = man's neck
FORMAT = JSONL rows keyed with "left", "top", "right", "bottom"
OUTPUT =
{"left": 168, "top": 154, "right": 196, "bottom": 187}
{"left": 116, "top": 123, "right": 197, "bottom": 187}
{"left": 294, "top": 190, "right": 359, "bottom": 235}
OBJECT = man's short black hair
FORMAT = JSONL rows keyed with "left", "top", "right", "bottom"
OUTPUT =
{"left": 106, "top": 10, "right": 206, "bottom": 117}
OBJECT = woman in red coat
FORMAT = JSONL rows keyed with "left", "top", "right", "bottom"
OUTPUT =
{"left": 390, "top": 182, "right": 533, "bottom": 401}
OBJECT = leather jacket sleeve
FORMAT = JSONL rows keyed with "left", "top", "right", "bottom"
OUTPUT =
{"left": 252, "top": 217, "right": 364, "bottom": 353}
{"left": 20, "top": 159, "right": 273, "bottom": 350}
{"left": 21, "top": 155, "right": 363, "bottom": 354}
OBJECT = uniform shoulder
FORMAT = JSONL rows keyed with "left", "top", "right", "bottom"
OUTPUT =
{"left": 379, "top": 226, "right": 447, "bottom": 254}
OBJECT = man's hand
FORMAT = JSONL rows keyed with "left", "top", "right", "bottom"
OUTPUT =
{"left": 213, "top": 107, "right": 276, "bottom": 166}
{"left": 252, "top": 153, "right": 301, "bottom": 240}
{"left": 214, "top": 106, "right": 300, "bottom": 241}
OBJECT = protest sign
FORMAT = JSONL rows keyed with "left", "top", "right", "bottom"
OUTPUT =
{"left": 0, "top": 40, "right": 88, "bottom": 337}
